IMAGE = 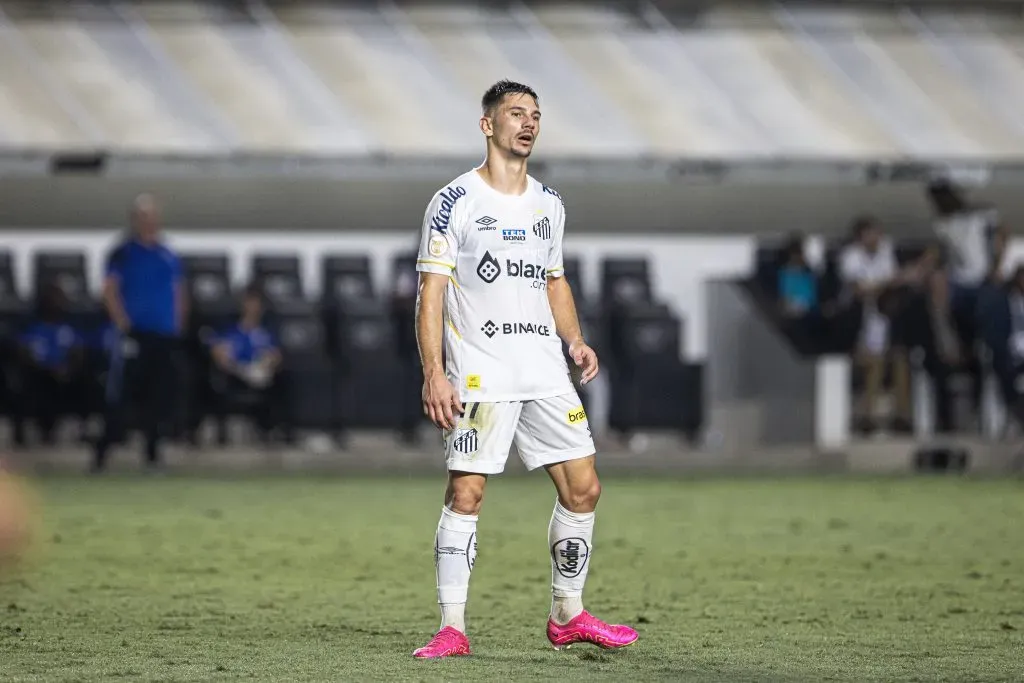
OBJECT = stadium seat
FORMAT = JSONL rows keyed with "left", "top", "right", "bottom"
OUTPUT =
{"left": 562, "top": 255, "right": 584, "bottom": 299}
{"left": 321, "top": 255, "right": 374, "bottom": 308}
{"left": 0, "top": 252, "right": 29, "bottom": 421}
{"left": 33, "top": 251, "right": 91, "bottom": 307}
{"left": 600, "top": 258, "right": 652, "bottom": 307}
{"left": 270, "top": 301, "right": 335, "bottom": 431}
{"left": 606, "top": 303, "right": 691, "bottom": 432}
{"left": 252, "top": 253, "right": 305, "bottom": 308}
{"left": 33, "top": 250, "right": 104, "bottom": 333}
{"left": 333, "top": 299, "right": 405, "bottom": 429}
{"left": 754, "top": 244, "right": 785, "bottom": 297}
{"left": 180, "top": 253, "right": 238, "bottom": 438}
{"left": 182, "top": 253, "right": 233, "bottom": 312}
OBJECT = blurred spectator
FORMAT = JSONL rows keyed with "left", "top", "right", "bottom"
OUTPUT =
{"left": 838, "top": 216, "right": 915, "bottom": 433}
{"left": 928, "top": 179, "right": 1008, "bottom": 364}
{"left": 777, "top": 234, "right": 818, "bottom": 318}
{"left": 982, "top": 265, "right": 1024, "bottom": 431}
{"left": 210, "top": 284, "right": 290, "bottom": 445}
{"left": 93, "top": 194, "right": 184, "bottom": 473}
{"left": 12, "top": 283, "right": 85, "bottom": 446}
{"left": 776, "top": 233, "right": 828, "bottom": 348}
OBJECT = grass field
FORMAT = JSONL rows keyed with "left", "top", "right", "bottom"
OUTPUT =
{"left": 1, "top": 474, "right": 1022, "bottom": 682}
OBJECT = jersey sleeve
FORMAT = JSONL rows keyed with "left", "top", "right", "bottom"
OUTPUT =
{"left": 416, "top": 189, "right": 464, "bottom": 276}
{"left": 104, "top": 243, "right": 127, "bottom": 280}
{"left": 546, "top": 196, "right": 566, "bottom": 278}
{"left": 169, "top": 251, "right": 183, "bottom": 283}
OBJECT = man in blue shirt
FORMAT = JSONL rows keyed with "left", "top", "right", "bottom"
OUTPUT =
{"left": 12, "top": 283, "right": 85, "bottom": 446}
{"left": 93, "top": 194, "right": 185, "bottom": 472}
{"left": 210, "top": 284, "right": 289, "bottom": 444}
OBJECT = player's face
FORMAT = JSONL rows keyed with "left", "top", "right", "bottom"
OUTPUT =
{"left": 133, "top": 205, "right": 161, "bottom": 244}
{"left": 487, "top": 94, "right": 541, "bottom": 158}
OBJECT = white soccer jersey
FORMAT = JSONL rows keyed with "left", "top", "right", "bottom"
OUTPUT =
{"left": 933, "top": 208, "right": 1000, "bottom": 286}
{"left": 416, "top": 169, "right": 574, "bottom": 402}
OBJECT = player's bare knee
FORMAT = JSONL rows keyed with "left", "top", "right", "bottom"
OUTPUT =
{"left": 565, "top": 476, "right": 601, "bottom": 513}
{"left": 446, "top": 478, "right": 486, "bottom": 516}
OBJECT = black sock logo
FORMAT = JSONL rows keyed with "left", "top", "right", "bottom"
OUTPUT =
{"left": 551, "top": 537, "right": 590, "bottom": 579}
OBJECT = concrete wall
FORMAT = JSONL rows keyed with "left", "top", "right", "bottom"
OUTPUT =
{"left": 3, "top": 173, "right": 1024, "bottom": 237}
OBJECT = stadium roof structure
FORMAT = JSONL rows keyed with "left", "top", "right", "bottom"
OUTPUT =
{"left": 1, "top": 0, "right": 1024, "bottom": 183}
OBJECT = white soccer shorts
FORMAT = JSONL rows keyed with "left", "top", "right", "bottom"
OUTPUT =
{"left": 443, "top": 392, "right": 596, "bottom": 474}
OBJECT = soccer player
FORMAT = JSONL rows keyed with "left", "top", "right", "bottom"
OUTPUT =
{"left": 412, "top": 80, "right": 638, "bottom": 659}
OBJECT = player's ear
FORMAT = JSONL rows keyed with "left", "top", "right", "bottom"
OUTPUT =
{"left": 480, "top": 115, "right": 493, "bottom": 138}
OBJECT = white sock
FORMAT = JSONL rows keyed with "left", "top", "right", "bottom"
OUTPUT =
{"left": 548, "top": 500, "right": 594, "bottom": 625}
{"left": 434, "top": 506, "right": 477, "bottom": 633}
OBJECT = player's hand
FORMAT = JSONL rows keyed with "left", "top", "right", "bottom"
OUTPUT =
{"left": 422, "top": 372, "right": 464, "bottom": 430}
{"left": 569, "top": 340, "right": 599, "bottom": 385}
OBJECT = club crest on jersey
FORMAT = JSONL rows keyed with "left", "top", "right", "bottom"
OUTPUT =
{"left": 532, "top": 217, "right": 551, "bottom": 240}
{"left": 502, "top": 229, "right": 527, "bottom": 242}
{"left": 430, "top": 185, "right": 467, "bottom": 233}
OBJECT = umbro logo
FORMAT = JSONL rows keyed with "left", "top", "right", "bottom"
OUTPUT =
{"left": 475, "top": 216, "right": 498, "bottom": 231}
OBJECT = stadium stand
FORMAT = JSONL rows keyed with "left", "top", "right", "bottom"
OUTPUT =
{"left": 0, "top": 0, "right": 1022, "bottom": 459}
{"left": 2, "top": 1, "right": 1024, "bottom": 157}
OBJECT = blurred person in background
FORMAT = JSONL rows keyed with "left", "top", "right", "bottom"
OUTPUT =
{"left": 778, "top": 233, "right": 818, "bottom": 318}
{"left": 982, "top": 264, "right": 1024, "bottom": 432}
{"left": 838, "top": 216, "right": 927, "bottom": 434}
{"left": 209, "top": 284, "right": 290, "bottom": 445}
{"left": 928, "top": 179, "right": 1008, "bottom": 364}
{"left": 92, "top": 194, "right": 184, "bottom": 473}
{"left": 12, "top": 282, "right": 85, "bottom": 446}
{"left": 777, "top": 233, "right": 827, "bottom": 348}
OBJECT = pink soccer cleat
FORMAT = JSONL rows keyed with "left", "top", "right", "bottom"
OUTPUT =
{"left": 547, "top": 610, "right": 639, "bottom": 650}
{"left": 412, "top": 626, "right": 471, "bottom": 659}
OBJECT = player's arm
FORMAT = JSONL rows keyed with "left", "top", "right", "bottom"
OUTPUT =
{"left": 171, "top": 253, "right": 187, "bottom": 335}
{"left": 989, "top": 213, "right": 1009, "bottom": 283}
{"left": 415, "top": 190, "right": 465, "bottom": 429}
{"left": 103, "top": 245, "right": 131, "bottom": 333}
{"left": 547, "top": 277, "right": 584, "bottom": 348}
{"left": 416, "top": 273, "right": 448, "bottom": 381}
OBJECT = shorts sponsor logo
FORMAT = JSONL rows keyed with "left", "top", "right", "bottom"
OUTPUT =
{"left": 428, "top": 232, "right": 448, "bottom": 257}
{"left": 567, "top": 406, "right": 587, "bottom": 424}
{"left": 452, "top": 428, "right": 478, "bottom": 455}
{"left": 480, "top": 320, "right": 550, "bottom": 338}
{"left": 475, "top": 216, "right": 497, "bottom": 231}
{"left": 502, "top": 228, "right": 527, "bottom": 242}
{"left": 466, "top": 374, "right": 481, "bottom": 389}
{"left": 430, "top": 186, "right": 467, "bottom": 233}
{"left": 551, "top": 537, "right": 589, "bottom": 579}
{"left": 533, "top": 217, "right": 551, "bottom": 240}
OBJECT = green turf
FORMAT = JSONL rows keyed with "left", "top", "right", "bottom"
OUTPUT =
{"left": 1, "top": 474, "right": 1022, "bottom": 682}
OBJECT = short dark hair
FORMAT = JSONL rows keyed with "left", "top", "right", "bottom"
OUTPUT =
{"left": 244, "top": 282, "right": 263, "bottom": 300}
{"left": 851, "top": 215, "right": 879, "bottom": 239}
{"left": 481, "top": 80, "right": 538, "bottom": 115}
